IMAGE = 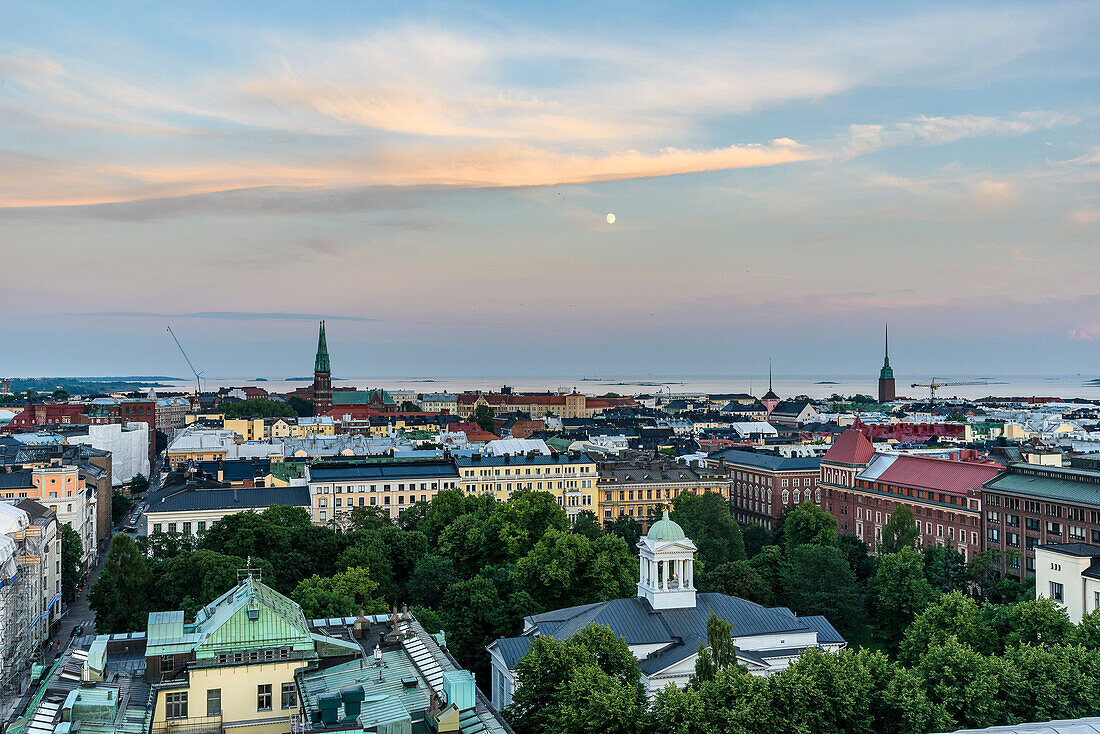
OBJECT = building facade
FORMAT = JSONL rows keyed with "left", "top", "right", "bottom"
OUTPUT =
{"left": 712, "top": 450, "right": 821, "bottom": 530}
{"left": 597, "top": 457, "right": 733, "bottom": 530}
{"left": 983, "top": 464, "right": 1100, "bottom": 579}
{"left": 1034, "top": 543, "right": 1100, "bottom": 624}
{"left": 487, "top": 513, "right": 845, "bottom": 707}
{"left": 305, "top": 460, "right": 460, "bottom": 525}
{"left": 455, "top": 452, "right": 597, "bottom": 519}
{"left": 878, "top": 325, "right": 896, "bottom": 403}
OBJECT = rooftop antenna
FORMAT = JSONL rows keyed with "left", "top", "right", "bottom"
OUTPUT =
{"left": 237, "top": 555, "right": 262, "bottom": 582}
{"left": 167, "top": 325, "right": 205, "bottom": 398}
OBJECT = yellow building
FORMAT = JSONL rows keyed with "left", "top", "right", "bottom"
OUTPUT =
{"left": 454, "top": 452, "right": 598, "bottom": 519}
{"left": 129, "top": 576, "right": 361, "bottom": 734}
{"left": 223, "top": 418, "right": 266, "bottom": 442}
{"left": 268, "top": 419, "right": 295, "bottom": 439}
{"left": 185, "top": 412, "right": 226, "bottom": 425}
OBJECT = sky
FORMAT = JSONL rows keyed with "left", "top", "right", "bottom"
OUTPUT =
{"left": 1, "top": 0, "right": 1098, "bottom": 380}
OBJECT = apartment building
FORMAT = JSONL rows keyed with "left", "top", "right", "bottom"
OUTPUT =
{"left": 454, "top": 452, "right": 597, "bottom": 519}
{"left": 983, "top": 463, "right": 1100, "bottom": 578}
{"left": 712, "top": 449, "right": 821, "bottom": 530}
{"left": 305, "top": 460, "right": 461, "bottom": 525}
{"left": 0, "top": 463, "right": 97, "bottom": 568}
{"left": 597, "top": 456, "right": 732, "bottom": 530}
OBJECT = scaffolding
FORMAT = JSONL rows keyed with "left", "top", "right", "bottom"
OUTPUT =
{"left": 0, "top": 505, "right": 45, "bottom": 692}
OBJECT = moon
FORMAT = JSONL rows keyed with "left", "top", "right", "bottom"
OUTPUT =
{"left": 606, "top": 213, "right": 616, "bottom": 224}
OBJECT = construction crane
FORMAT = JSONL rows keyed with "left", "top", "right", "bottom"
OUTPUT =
{"left": 910, "top": 378, "right": 993, "bottom": 408}
{"left": 167, "top": 325, "right": 204, "bottom": 397}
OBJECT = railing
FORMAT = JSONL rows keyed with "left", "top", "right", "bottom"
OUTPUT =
{"left": 152, "top": 714, "right": 223, "bottom": 734}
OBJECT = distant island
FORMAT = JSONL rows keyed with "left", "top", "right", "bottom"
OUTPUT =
{"left": 816, "top": 381, "right": 839, "bottom": 384}
{"left": 4, "top": 377, "right": 179, "bottom": 393}
{"left": 1087, "top": 379, "right": 1100, "bottom": 386}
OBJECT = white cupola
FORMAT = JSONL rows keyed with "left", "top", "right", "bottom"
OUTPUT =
{"left": 637, "top": 510, "right": 697, "bottom": 610}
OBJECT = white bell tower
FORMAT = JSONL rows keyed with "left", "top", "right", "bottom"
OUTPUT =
{"left": 637, "top": 510, "right": 697, "bottom": 610}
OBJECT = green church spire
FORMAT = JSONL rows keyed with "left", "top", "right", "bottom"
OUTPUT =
{"left": 314, "top": 320, "right": 330, "bottom": 373}
{"left": 879, "top": 323, "right": 893, "bottom": 380}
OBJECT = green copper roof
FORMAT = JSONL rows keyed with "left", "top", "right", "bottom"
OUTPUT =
{"left": 647, "top": 510, "right": 686, "bottom": 542}
{"left": 315, "top": 321, "right": 331, "bottom": 373}
{"left": 879, "top": 324, "right": 894, "bottom": 380}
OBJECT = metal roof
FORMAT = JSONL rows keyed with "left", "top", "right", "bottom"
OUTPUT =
{"left": 148, "top": 486, "right": 310, "bottom": 513}
{"left": 948, "top": 717, "right": 1100, "bottom": 734}
{"left": 984, "top": 464, "right": 1100, "bottom": 507}
{"left": 308, "top": 462, "right": 458, "bottom": 482}
{"left": 712, "top": 449, "right": 820, "bottom": 472}
{"left": 822, "top": 428, "right": 875, "bottom": 466}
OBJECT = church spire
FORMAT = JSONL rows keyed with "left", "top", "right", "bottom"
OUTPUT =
{"left": 314, "top": 320, "right": 330, "bottom": 373}
{"left": 879, "top": 323, "right": 893, "bottom": 380}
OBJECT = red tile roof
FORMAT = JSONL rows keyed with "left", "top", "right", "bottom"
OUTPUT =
{"left": 822, "top": 427, "right": 875, "bottom": 465}
{"left": 873, "top": 454, "right": 1003, "bottom": 496}
{"left": 448, "top": 422, "right": 498, "bottom": 442}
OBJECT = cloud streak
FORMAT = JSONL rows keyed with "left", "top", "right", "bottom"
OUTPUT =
{"left": 83, "top": 311, "right": 381, "bottom": 322}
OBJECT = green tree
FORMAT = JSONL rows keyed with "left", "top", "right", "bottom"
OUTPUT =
{"left": 878, "top": 505, "right": 919, "bottom": 554}
{"left": 291, "top": 566, "right": 387, "bottom": 619}
{"left": 748, "top": 545, "right": 792, "bottom": 606}
{"left": 868, "top": 548, "right": 938, "bottom": 650}
{"left": 470, "top": 404, "right": 495, "bottom": 433}
{"left": 945, "top": 412, "right": 968, "bottom": 423}
{"left": 967, "top": 549, "right": 1018, "bottom": 601}
{"left": 407, "top": 555, "right": 459, "bottom": 608}
{"left": 1076, "top": 608, "right": 1100, "bottom": 648}
{"left": 741, "top": 523, "right": 773, "bottom": 558}
{"left": 111, "top": 490, "right": 134, "bottom": 526}
{"left": 694, "top": 613, "right": 742, "bottom": 682}
{"left": 570, "top": 510, "right": 603, "bottom": 540}
{"left": 51, "top": 389, "right": 69, "bottom": 400}
{"left": 223, "top": 398, "right": 296, "bottom": 419}
{"left": 128, "top": 473, "right": 150, "bottom": 494}
{"left": 287, "top": 396, "right": 313, "bottom": 417}
{"left": 914, "top": 636, "right": 1005, "bottom": 729}
{"left": 837, "top": 534, "right": 878, "bottom": 582}
{"left": 923, "top": 543, "right": 968, "bottom": 593}
{"left": 782, "top": 544, "right": 862, "bottom": 635}
{"left": 512, "top": 529, "right": 635, "bottom": 610}
{"left": 60, "top": 524, "right": 84, "bottom": 601}
{"left": 346, "top": 505, "right": 394, "bottom": 531}
{"left": 998, "top": 597, "right": 1074, "bottom": 649}
{"left": 88, "top": 533, "right": 151, "bottom": 633}
{"left": 705, "top": 561, "right": 773, "bottom": 605}
{"left": 899, "top": 591, "right": 997, "bottom": 665}
{"left": 400, "top": 400, "right": 420, "bottom": 412}
{"left": 671, "top": 490, "right": 745, "bottom": 578}
{"left": 782, "top": 501, "right": 838, "bottom": 552}
{"left": 605, "top": 514, "right": 642, "bottom": 551}
{"left": 509, "top": 624, "right": 644, "bottom": 734}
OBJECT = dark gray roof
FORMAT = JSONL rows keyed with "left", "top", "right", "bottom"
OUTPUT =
{"left": 711, "top": 449, "right": 820, "bottom": 472}
{"left": 510, "top": 593, "right": 838, "bottom": 676}
{"left": 798, "top": 615, "right": 845, "bottom": 644}
{"left": 770, "top": 401, "right": 813, "bottom": 416}
{"left": 454, "top": 453, "right": 592, "bottom": 468}
{"left": 0, "top": 469, "right": 33, "bottom": 490}
{"left": 14, "top": 498, "right": 54, "bottom": 522}
{"left": 489, "top": 636, "right": 535, "bottom": 669}
{"left": 310, "top": 461, "right": 459, "bottom": 481}
{"left": 1037, "top": 543, "right": 1100, "bottom": 558}
{"left": 149, "top": 486, "right": 310, "bottom": 513}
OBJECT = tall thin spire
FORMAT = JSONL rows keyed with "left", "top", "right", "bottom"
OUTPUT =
{"left": 879, "top": 323, "right": 893, "bottom": 380}
{"left": 769, "top": 359, "right": 773, "bottom": 392}
{"left": 314, "top": 320, "right": 330, "bottom": 373}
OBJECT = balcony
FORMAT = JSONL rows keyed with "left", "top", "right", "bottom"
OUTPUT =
{"left": 152, "top": 715, "right": 222, "bottom": 734}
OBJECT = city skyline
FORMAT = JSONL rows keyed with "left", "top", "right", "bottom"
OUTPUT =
{"left": 2, "top": 0, "right": 1099, "bottom": 376}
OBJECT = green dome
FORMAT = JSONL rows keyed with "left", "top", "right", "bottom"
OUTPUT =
{"left": 647, "top": 510, "right": 686, "bottom": 542}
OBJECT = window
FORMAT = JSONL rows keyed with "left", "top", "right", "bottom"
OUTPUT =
{"left": 167, "top": 523, "right": 176, "bottom": 533}
{"left": 166, "top": 692, "right": 188, "bottom": 720}
{"left": 183, "top": 522, "right": 191, "bottom": 535}
{"left": 197, "top": 521, "right": 206, "bottom": 533}
{"left": 1025, "top": 518, "right": 1040, "bottom": 532}
{"left": 258, "top": 684, "right": 272, "bottom": 711}
{"left": 1047, "top": 521, "right": 1062, "bottom": 535}
{"left": 207, "top": 689, "right": 221, "bottom": 717}
{"left": 161, "top": 655, "right": 174, "bottom": 672}
{"left": 281, "top": 683, "right": 296, "bottom": 709}
{"left": 1050, "top": 581, "right": 1064, "bottom": 603}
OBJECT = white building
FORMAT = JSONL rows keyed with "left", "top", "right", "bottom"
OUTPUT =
{"left": 1035, "top": 543, "right": 1100, "bottom": 624}
{"left": 486, "top": 511, "right": 845, "bottom": 708}
{"left": 70, "top": 422, "right": 150, "bottom": 485}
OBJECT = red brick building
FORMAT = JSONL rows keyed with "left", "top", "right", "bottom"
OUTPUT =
{"left": 4, "top": 404, "right": 89, "bottom": 430}
{"left": 818, "top": 428, "right": 1000, "bottom": 558}
{"left": 711, "top": 449, "right": 822, "bottom": 530}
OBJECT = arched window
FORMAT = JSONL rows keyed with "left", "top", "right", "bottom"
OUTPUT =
{"left": 782, "top": 490, "right": 789, "bottom": 504}
{"left": 815, "top": 489, "right": 822, "bottom": 503}
{"left": 794, "top": 490, "right": 801, "bottom": 504}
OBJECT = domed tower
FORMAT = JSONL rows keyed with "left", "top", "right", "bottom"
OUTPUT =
{"left": 637, "top": 510, "right": 697, "bottom": 610}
